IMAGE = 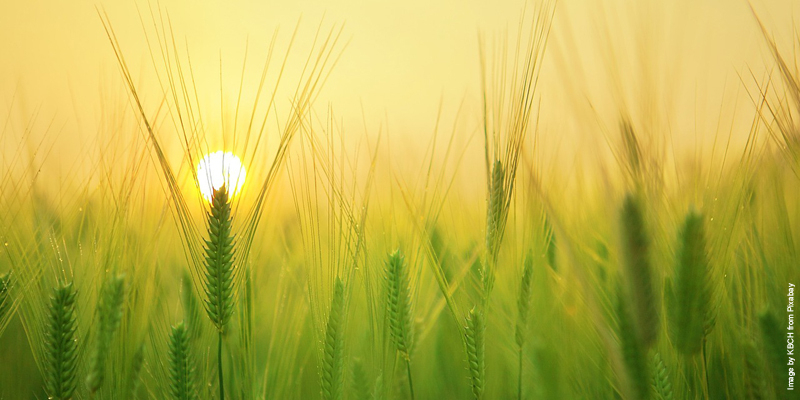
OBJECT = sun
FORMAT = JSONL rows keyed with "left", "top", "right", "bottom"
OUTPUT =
{"left": 196, "top": 151, "right": 247, "bottom": 202}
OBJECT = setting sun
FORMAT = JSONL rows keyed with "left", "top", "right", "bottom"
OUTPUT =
{"left": 196, "top": 151, "right": 246, "bottom": 202}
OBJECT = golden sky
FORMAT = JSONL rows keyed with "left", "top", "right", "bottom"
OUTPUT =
{"left": 0, "top": 0, "right": 796, "bottom": 183}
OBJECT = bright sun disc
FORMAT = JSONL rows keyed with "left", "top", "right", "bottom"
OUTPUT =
{"left": 196, "top": 151, "right": 247, "bottom": 202}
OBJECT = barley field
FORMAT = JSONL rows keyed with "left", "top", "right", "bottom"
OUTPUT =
{"left": 0, "top": 0, "right": 799, "bottom": 399}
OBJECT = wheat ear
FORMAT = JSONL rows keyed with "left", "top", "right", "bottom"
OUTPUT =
{"left": 203, "top": 186, "right": 237, "bottom": 400}
{"left": 616, "top": 286, "right": 649, "bottom": 400}
{"left": 515, "top": 252, "right": 534, "bottom": 400}
{"left": 44, "top": 283, "right": 79, "bottom": 400}
{"left": 168, "top": 322, "right": 196, "bottom": 400}
{"left": 465, "top": 306, "right": 486, "bottom": 400}
{"left": 384, "top": 249, "right": 415, "bottom": 399}
{"left": 651, "top": 352, "right": 674, "bottom": 400}
{"left": 619, "top": 194, "right": 658, "bottom": 348}
{"left": 670, "top": 209, "right": 710, "bottom": 355}
{"left": 322, "top": 277, "right": 345, "bottom": 400}
{"left": 86, "top": 273, "right": 126, "bottom": 394}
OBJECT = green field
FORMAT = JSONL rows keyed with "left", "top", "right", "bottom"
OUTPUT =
{"left": 1, "top": 1, "right": 799, "bottom": 399}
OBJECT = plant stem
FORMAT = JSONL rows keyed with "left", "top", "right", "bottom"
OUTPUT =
{"left": 406, "top": 358, "right": 415, "bottom": 400}
{"left": 219, "top": 332, "right": 225, "bottom": 400}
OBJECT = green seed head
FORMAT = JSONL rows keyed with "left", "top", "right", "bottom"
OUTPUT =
{"left": 619, "top": 194, "right": 659, "bottom": 348}
{"left": 465, "top": 306, "right": 485, "bottom": 400}
{"left": 384, "top": 249, "right": 414, "bottom": 359}
{"left": 670, "top": 209, "right": 710, "bottom": 355}
{"left": 86, "top": 274, "right": 127, "bottom": 393}
{"left": 45, "top": 283, "right": 79, "bottom": 400}
{"left": 515, "top": 252, "right": 534, "bottom": 347}
{"left": 168, "top": 322, "right": 196, "bottom": 400}
{"left": 203, "top": 185, "right": 237, "bottom": 333}
{"left": 322, "top": 277, "right": 346, "bottom": 400}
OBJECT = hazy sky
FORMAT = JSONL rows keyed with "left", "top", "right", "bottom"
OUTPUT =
{"left": 0, "top": 0, "right": 796, "bottom": 180}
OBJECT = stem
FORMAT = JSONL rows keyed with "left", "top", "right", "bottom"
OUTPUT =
{"left": 517, "top": 347, "right": 523, "bottom": 400}
{"left": 219, "top": 332, "right": 225, "bottom": 400}
{"left": 406, "top": 358, "right": 415, "bottom": 400}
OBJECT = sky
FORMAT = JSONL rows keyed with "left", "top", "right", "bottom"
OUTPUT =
{"left": 0, "top": 0, "right": 796, "bottom": 188}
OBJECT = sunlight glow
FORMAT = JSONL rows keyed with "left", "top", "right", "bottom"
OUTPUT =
{"left": 196, "top": 151, "right": 247, "bottom": 202}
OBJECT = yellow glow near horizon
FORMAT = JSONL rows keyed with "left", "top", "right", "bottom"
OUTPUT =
{"left": 196, "top": 151, "right": 246, "bottom": 202}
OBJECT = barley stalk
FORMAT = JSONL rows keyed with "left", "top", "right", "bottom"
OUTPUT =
{"left": 616, "top": 287, "right": 649, "bottom": 400}
{"left": 202, "top": 185, "right": 237, "bottom": 400}
{"left": 181, "top": 270, "right": 204, "bottom": 342}
{"left": 515, "top": 252, "right": 534, "bottom": 348}
{"left": 126, "top": 341, "right": 145, "bottom": 398}
{"left": 203, "top": 185, "right": 237, "bottom": 333}
{"left": 758, "top": 311, "right": 789, "bottom": 400}
{"left": 515, "top": 252, "right": 534, "bottom": 400}
{"left": 619, "top": 194, "right": 659, "bottom": 348}
{"left": 86, "top": 273, "right": 126, "bottom": 394}
{"left": 322, "top": 277, "right": 345, "bottom": 400}
{"left": 485, "top": 160, "right": 505, "bottom": 262}
{"left": 44, "top": 283, "right": 79, "bottom": 400}
{"left": 743, "top": 339, "right": 765, "bottom": 400}
{"left": 384, "top": 249, "right": 415, "bottom": 399}
{"left": 351, "top": 359, "right": 372, "bottom": 400}
{"left": 670, "top": 209, "right": 710, "bottom": 355}
{"left": 384, "top": 250, "right": 414, "bottom": 358}
{"left": 168, "top": 322, "right": 196, "bottom": 400}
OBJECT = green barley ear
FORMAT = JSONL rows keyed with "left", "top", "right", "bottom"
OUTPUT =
{"left": 203, "top": 185, "right": 237, "bottom": 333}
{"left": 619, "top": 194, "right": 659, "bottom": 348}
{"left": 758, "top": 310, "right": 790, "bottom": 399}
{"left": 371, "top": 372, "right": 384, "bottom": 400}
{"left": 86, "top": 273, "right": 127, "bottom": 393}
{"left": 544, "top": 217, "right": 557, "bottom": 271}
{"left": 670, "top": 209, "right": 710, "bottom": 355}
{"left": 616, "top": 287, "right": 649, "bottom": 400}
{"left": 651, "top": 352, "right": 673, "bottom": 400}
{"left": 351, "top": 359, "right": 372, "bottom": 400}
{"left": 127, "top": 341, "right": 146, "bottom": 398}
{"left": 181, "top": 271, "right": 204, "bottom": 341}
{"left": 44, "top": 283, "right": 79, "bottom": 400}
{"left": 384, "top": 250, "right": 414, "bottom": 359}
{"left": 515, "top": 252, "right": 534, "bottom": 348}
{"left": 465, "top": 306, "right": 486, "bottom": 400}
{"left": 485, "top": 159, "right": 505, "bottom": 262}
{"left": 168, "top": 322, "right": 196, "bottom": 400}
{"left": 322, "top": 277, "right": 346, "bottom": 400}
{"left": 743, "top": 339, "right": 766, "bottom": 400}
{"left": 0, "top": 271, "right": 13, "bottom": 322}
{"left": 621, "top": 119, "right": 642, "bottom": 180}
{"left": 515, "top": 252, "right": 535, "bottom": 400}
